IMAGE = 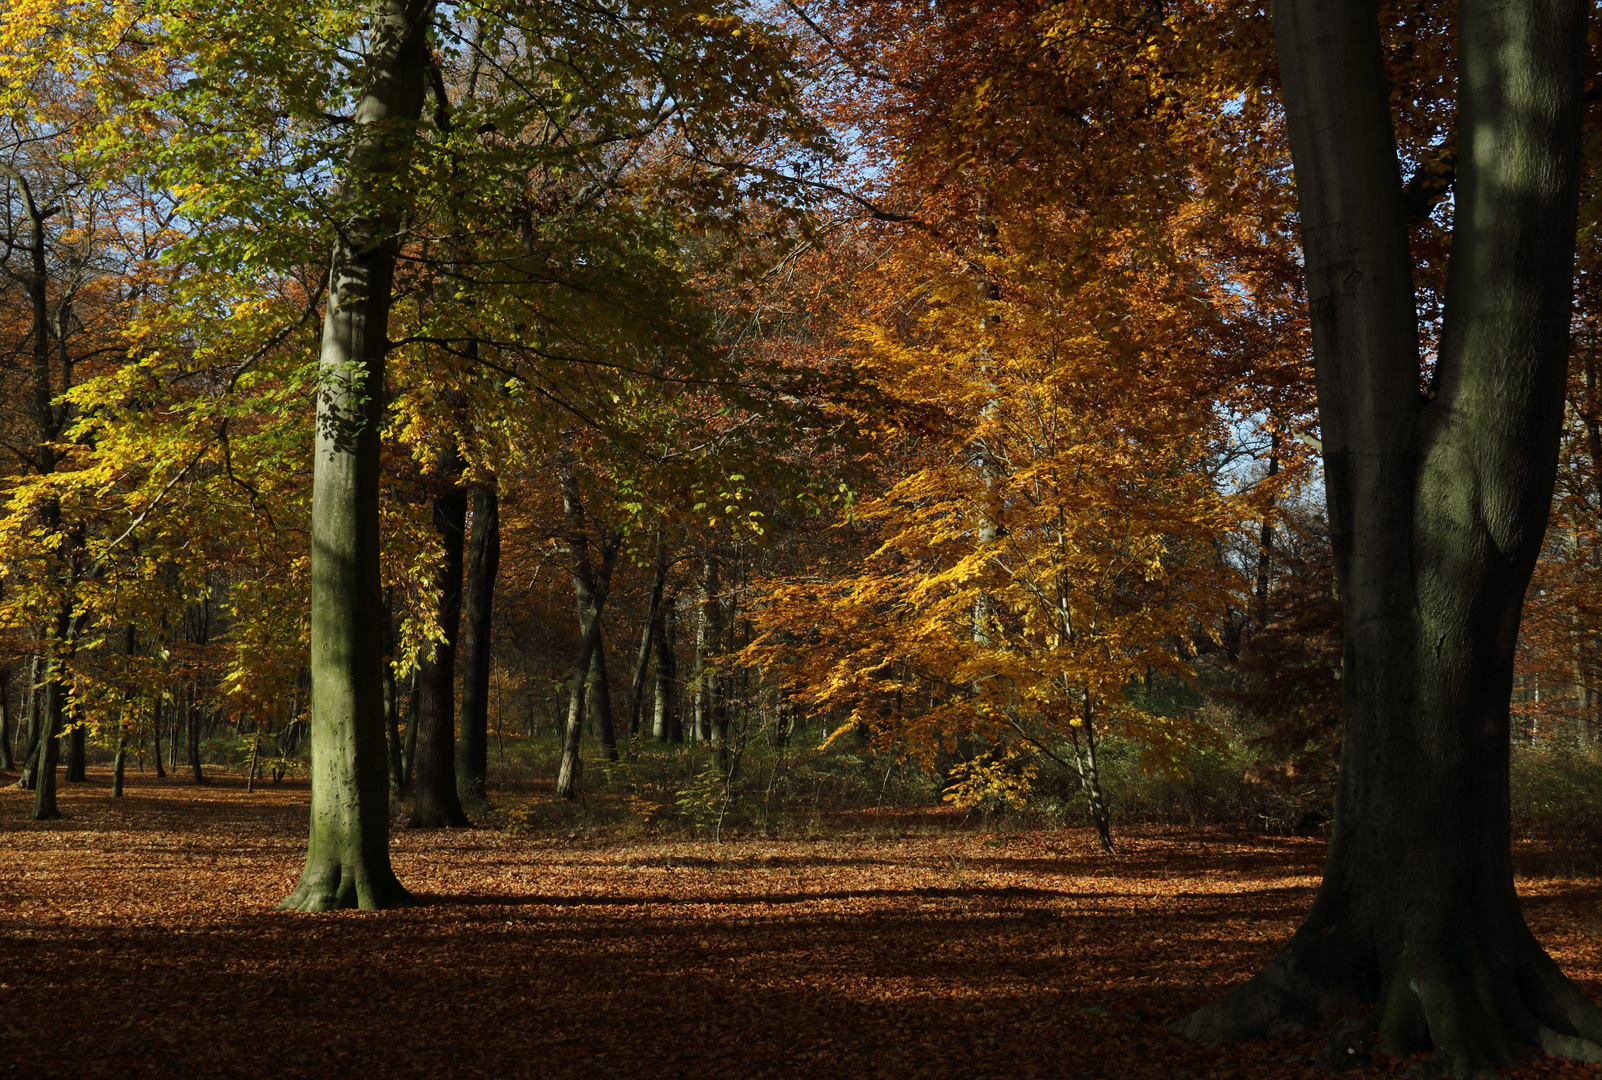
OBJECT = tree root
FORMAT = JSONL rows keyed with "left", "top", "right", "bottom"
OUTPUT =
{"left": 1172, "top": 928, "right": 1602, "bottom": 1079}
{"left": 276, "top": 862, "right": 413, "bottom": 912}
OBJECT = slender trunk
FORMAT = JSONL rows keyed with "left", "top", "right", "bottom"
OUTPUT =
{"left": 586, "top": 631, "right": 618, "bottom": 761}
{"left": 555, "top": 617, "right": 600, "bottom": 799}
{"left": 151, "top": 692, "right": 165, "bottom": 780}
{"left": 554, "top": 464, "right": 620, "bottom": 797}
{"left": 383, "top": 594, "right": 406, "bottom": 796}
{"left": 1255, "top": 434, "right": 1280, "bottom": 630}
{"left": 278, "top": 0, "right": 433, "bottom": 912}
{"left": 1068, "top": 692, "right": 1113, "bottom": 855}
{"left": 409, "top": 442, "right": 470, "bottom": 829}
{"left": 457, "top": 483, "right": 499, "bottom": 804}
{"left": 403, "top": 669, "right": 419, "bottom": 790}
{"left": 1177, "top": 3, "right": 1602, "bottom": 1070}
{"left": 628, "top": 535, "right": 667, "bottom": 739}
{"left": 653, "top": 590, "right": 679, "bottom": 742}
{"left": 0, "top": 666, "right": 12, "bottom": 772}
{"left": 111, "top": 727, "right": 126, "bottom": 798}
{"left": 695, "top": 548, "right": 722, "bottom": 744}
{"left": 245, "top": 721, "right": 259, "bottom": 795}
{"left": 17, "top": 654, "right": 40, "bottom": 789}
{"left": 187, "top": 686, "right": 204, "bottom": 783}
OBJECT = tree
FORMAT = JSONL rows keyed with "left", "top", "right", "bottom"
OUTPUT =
{"left": 1173, "top": 1, "right": 1602, "bottom": 1074}
{"left": 276, "top": 0, "right": 434, "bottom": 912}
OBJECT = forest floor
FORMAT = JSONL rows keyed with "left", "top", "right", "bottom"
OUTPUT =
{"left": 1, "top": 772, "right": 1600, "bottom": 1079}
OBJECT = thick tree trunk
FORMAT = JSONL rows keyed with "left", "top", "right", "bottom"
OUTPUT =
{"left": 409, "top": 444, "right": 470, "bottom": 829}
{"left": 30, "top": 669, "right": 63, "bottom": 820}
{"left": 586, "top": 631, "right": 618, "bottom": 761}
{"left": 1175, "top": 3, "right": 1600, "bottom": 1074}
{"left": 457, "top": 483, "right": 499, "bottom": 804}
{"left": 278, "top": 0, "right": 432, "bottom": 912}
{"left": 64, "top": 721, "right": 85, "bottom": 782}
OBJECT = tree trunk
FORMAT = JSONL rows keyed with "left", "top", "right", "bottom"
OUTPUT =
{"left": 408, "top": 443, "right": 470, "bottom": 829}
{"left": 30, "top": 659, "right": 64, "bottom": 820}
{"left": 652, "top": 590, "right": 680, "bottom": 743}
{"left": 1175, "top": 3, "right": 1602, "bottom": 1073}
{"left": 17, "top": 654, "right": 40, "bottom": 790}
{"left": 554, "top": 617, "right": 599, "bottom": 800}
{"left": 383, "top": 593, "right": 406, "bottom": 796}
{"left": 151, "top": 691, "right": 165, "bottom": 780}
{"left": 187, "top": 688, "right": 204, "bottom": 784}
{"left": 1069, "top": 693, "right": 1113, "bottom": 855}
{"left": 553, "top": 464, "right": 621, "bottom": 799}
{"left": 0, "top": 666, "right": 12, "bottom": 772}
{"left": 627, "top": 534, "right": 667, "bottom": 739}
{"left": 111, "top": 727, "right": 126, "bottom": 798}
{"left": 277, "top": 0, "right": 433, "bottom": 912}
{"left": 695, "top": 548, "right": 721, "bottom": 744}
{"left": 457, "top": 483, "right": 499, "bottom": 804}
{"left": 403, "top": 668, "right": 419, "bottom": 790}
{"left": 586, "top": 630, "right": 618, "bottom": 761}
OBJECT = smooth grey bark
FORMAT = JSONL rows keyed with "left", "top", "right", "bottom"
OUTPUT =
{"left": 278, "top": 0, "right": 433, "bottom": 911}
{"left": 457, "top": 483, "right": 499, "bottom": 803}
{"left": 1174, "top": 2, "right": 1600, "bottom": 1074}
{"left": 553, "top": 466, "right": 621, "bottom": 799}
{"left": 30, "top": 656, "right": 64, "bottom": 820}
{"left": 408, "top": 443, "right": 470, "bottom": 829}
{"left": 652, "top": 589, "right": 681, "bottom": 743}
{"left": 626, "top": 534, "right": 667, "bottom": 739}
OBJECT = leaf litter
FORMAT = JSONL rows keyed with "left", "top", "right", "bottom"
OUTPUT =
{"left": 1, "top": 772, "right": 1599, "bottom": 1079}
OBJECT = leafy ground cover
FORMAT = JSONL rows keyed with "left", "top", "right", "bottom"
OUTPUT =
{"left": 1, "top": 771, "right": 1599, "bottom": 1079}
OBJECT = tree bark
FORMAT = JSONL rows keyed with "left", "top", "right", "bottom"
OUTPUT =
{"left": 457, "top": 483, "right": 499, "bottom": 804}
{"left": 653, "top": 589, "right": 681, "bottom": 743}
{"left": 695, "top": 547, "right": 722, "bottom": 745}
{"left": 151, "top": 690, "right": 165, "bottom": 780}
{"left": 186, "top": 689, "right": 204, "bottom": 783}
{"left": 0, "top": 666, "right": 12, "bottom": 772}
{"left": 383, "top": 593, "right": 406, "bottom": 796}
{"left": 278, "top": 0, "right": 433, "bottom": 911}
{"left": 16, "top": 654, "right": 40, "bottom": 789}
{"left": 553, "top": 465, "right": 621, "bottom": 799}
{"left": 586, "top": 630, "right": 618, "bottom": 761}
{"left": 408, "top": 442, "right": 470, "bottom": 829}
{"left": 402, "top": 668, "right": 419, "bottom": 790}
{"left": 1175, "top": 2, "right": 1600, "bottom": 1073}
{"left": 627, "top": 535, "right": 667, "bottom": 739}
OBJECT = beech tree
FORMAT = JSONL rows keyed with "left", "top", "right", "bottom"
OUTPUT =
{"left": 1173, "top": 1, "right": 1602, "bottom": 1074}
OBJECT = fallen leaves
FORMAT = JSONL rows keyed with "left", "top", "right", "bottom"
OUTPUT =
{"left": 1, "top": 771, "right": 1599, "bottom": 1079}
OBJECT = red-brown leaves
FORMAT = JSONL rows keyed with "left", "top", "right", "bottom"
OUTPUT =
{"left": 3, "top": 771, "right": 1599, "bottom": 1078}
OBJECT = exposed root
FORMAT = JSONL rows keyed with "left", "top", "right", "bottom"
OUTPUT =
{"left": 1174, "top": 926, "right": 1602, "bottom": 1079}
{"left": 276, "top": 863, "right": 413, "bottom": 912}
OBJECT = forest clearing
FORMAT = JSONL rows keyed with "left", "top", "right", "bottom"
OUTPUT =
{"left": 2, "top": 767, "right": 1601, "bottom": 1080}
{"left": 7, "top": 0, "right": 1602, "bottom": 1075}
